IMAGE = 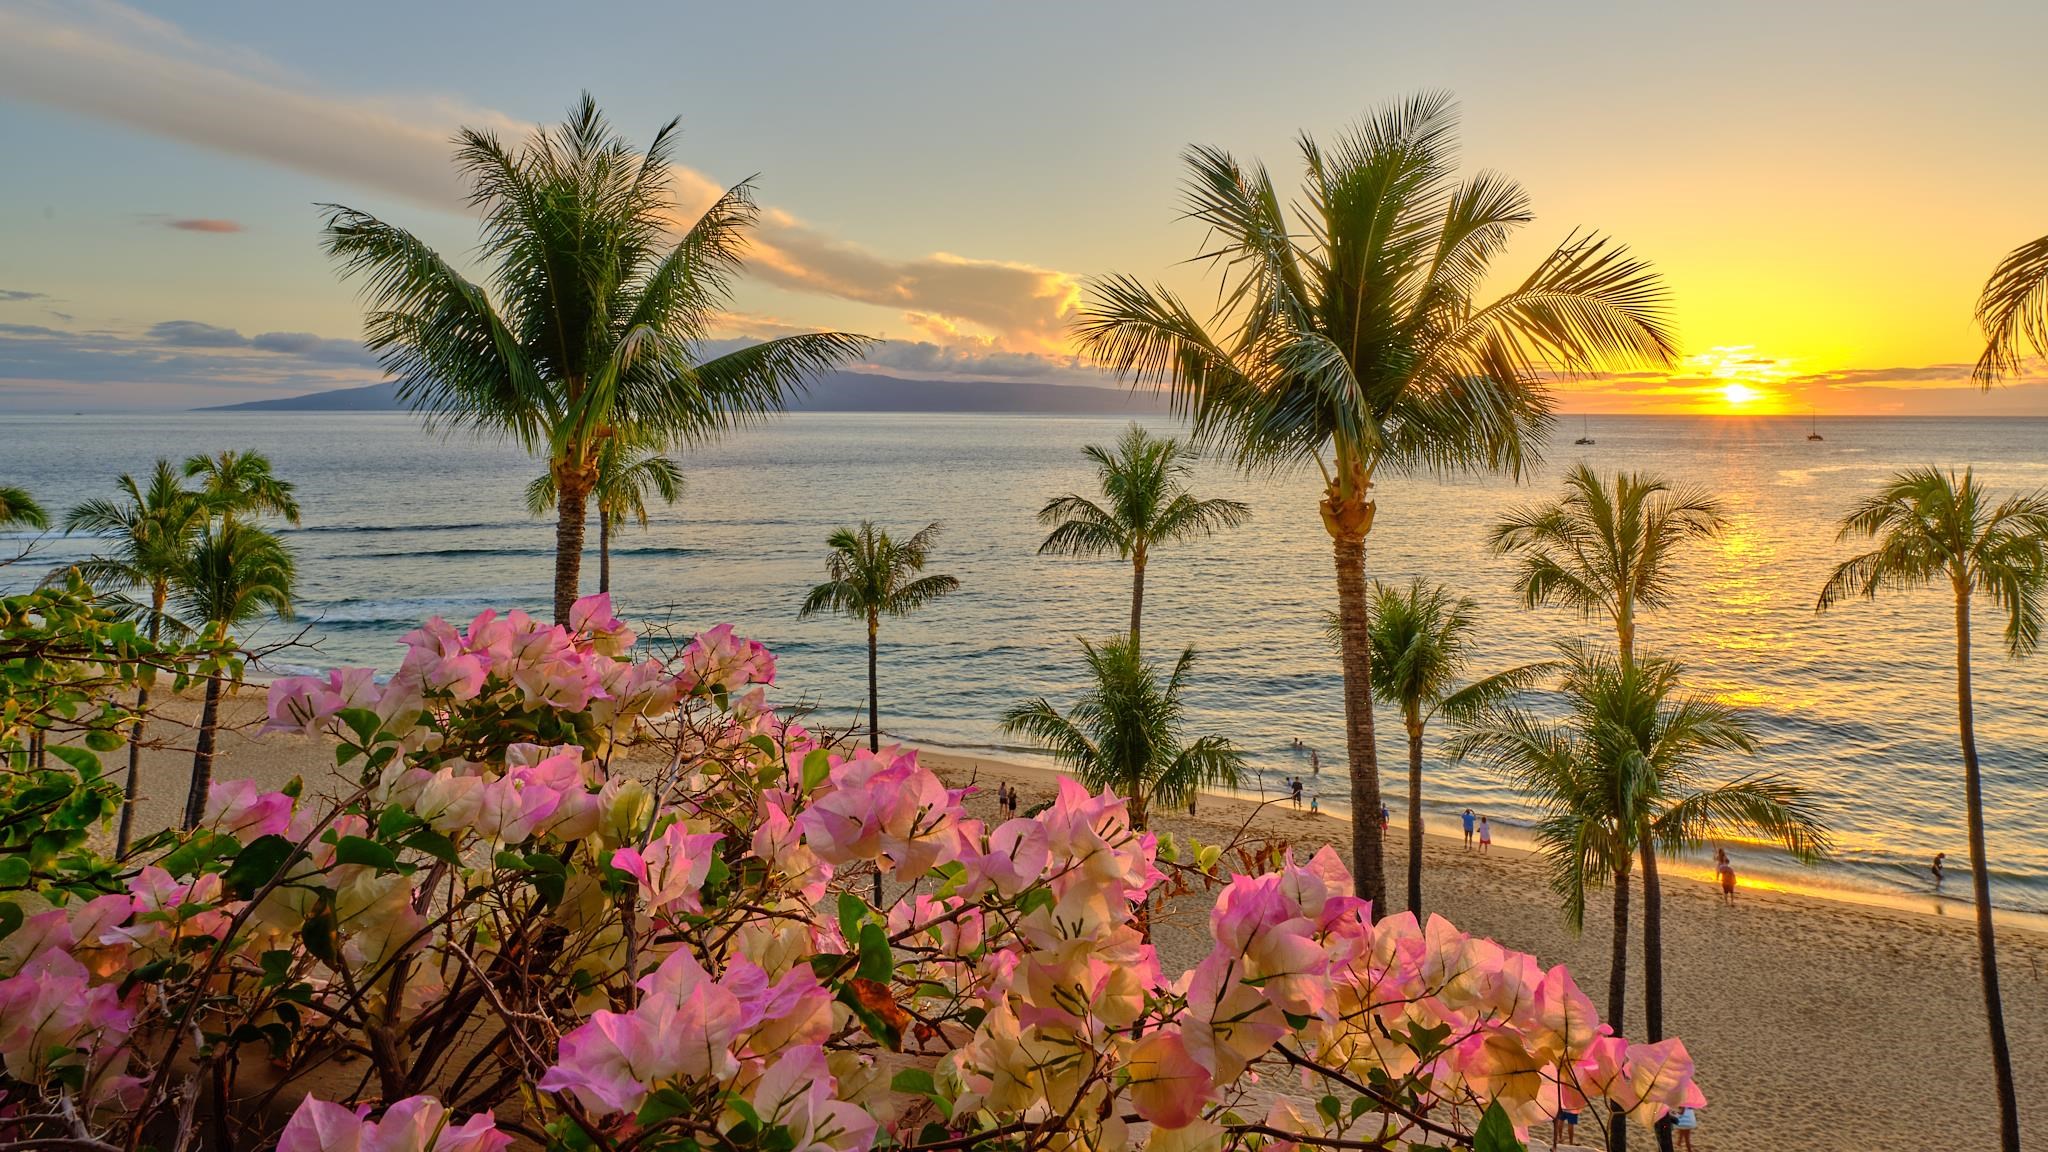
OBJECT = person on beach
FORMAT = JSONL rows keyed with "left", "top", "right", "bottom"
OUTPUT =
{"left": 1378, "top": 804, "right": 1389, "bottom": 834}
{"left": 1671, "top": 1105, "right": 1699, "bottom": 1150}
{"left": 1477, "top": 816, "right": 1491, "bottom": 853}
{"left": 1290, "top": 777, "right": 1304, "bottom": 808}
{"left": 1552, "top": 1107, "right": 1579, "bottom": 1148}
{"left": 1309, "top": 749, "right": 1320, "bottom": 775}
{"left": 1309, "top": 794, "right": 1320, "bottom": 814}
{"left": 1931, "top": 851, "right": 1945, "bottom": 888}
{"left": 1718, "top": 858, "right": 1737, "bottom": 905}
{"left": 1461, "top": 808, "right": 1475, "bottom": 850}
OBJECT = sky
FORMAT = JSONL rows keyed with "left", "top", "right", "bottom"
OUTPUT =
{"left": 3, "top": 0, "right": 2047, "bottom": 414}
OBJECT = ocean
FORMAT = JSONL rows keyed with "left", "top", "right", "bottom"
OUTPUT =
{"left": 5, "top": 411, "right": 2047, "bottom": 914}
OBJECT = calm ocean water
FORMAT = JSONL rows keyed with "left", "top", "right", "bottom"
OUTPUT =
{"left": 5, "top": 411, "right": 2047, "bottom": 913}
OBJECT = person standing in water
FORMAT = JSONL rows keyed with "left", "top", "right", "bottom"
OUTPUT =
{"left": 1309, "top": 748, "right": 1320, "bottom": 776}
{"left": 1931, "top": 851, "right": 1946, "bottom": 889}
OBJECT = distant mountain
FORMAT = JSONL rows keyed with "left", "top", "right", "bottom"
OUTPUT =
{"left": 201, "top": 372, "right": 1169, "bottom": 415}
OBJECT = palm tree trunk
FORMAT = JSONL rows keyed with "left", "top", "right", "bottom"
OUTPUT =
{"left": 1129, "top": 555, "right": 1146, "bottom": 648}
{"left": 598, "top": 506, "right": 612, "bottom": 595}
{"left": 867, "top": 616, "right": 881, "bottom": 754}
{"left": 1641, "top": 837, "right": 1664, "bottom": 1041}
{"left": 1956, "top": 587, "right": 2021, "bottom": 1152}
{"left": 1331, "top": 525, "right": 1385, "bottom": 909}
{"left": 552, "top": 472, "right": 591, "bottom": 625}
{"left": 1406, "top": 719, "right": 1424, "bottom": 919}
{"left": 182, "top": 672, "right": 223, "bottom": 830}
{"left": 119, "top": 594, "right": 165, "bottom": 856}
{"left": 1608, "top": 864, "right": 1632, "bottom": 1152}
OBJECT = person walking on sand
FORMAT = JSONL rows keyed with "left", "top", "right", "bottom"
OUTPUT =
{"left": 1477, "top": 816, "right": 1491, "bottom": 854}
{"left": 1931, "top": 851, "right": 1946, "bottom": 889}
{"left": 1461, "top": 808, "right": 1475, "bottom": 850}
{"left": 1671, "top": 1104, "right": 1699, "bottom": 1150}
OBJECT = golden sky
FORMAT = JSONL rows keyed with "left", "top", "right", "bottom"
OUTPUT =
{"left": 2, "top": 1, "right": 2046, "bottom": 414}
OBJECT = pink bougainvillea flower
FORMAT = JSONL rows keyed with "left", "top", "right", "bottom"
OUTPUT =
{"left": 200, "top": 780, "right": 296, "bottom": 841}
{"left": 612, "top": 825, "right": 724, "bottom": 917}
{"left": 1126, "top": 1028, "right": 1215, "bottom": 1129}
{"left": 279, "top": 1094, "right": 510, "bottom": 1152}
{"left": 750, "top": 1044, "right": 879, "bottom": 1152}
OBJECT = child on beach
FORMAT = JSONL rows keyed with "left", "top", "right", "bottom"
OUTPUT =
{"left": 1477, "top": 816, "right": 1491, "bottom": 853}
{"left": 1309, "top": 794, "right": 1320, "bottom": 814}
{"left": 1718, "top": 858, "right": 1737, "bottom": 904}
{"left": 1671, "top": 1105, "right": 1698, "bottom": 1150}
{"left": 1932, "top": 851, "right": 1945, "bottom": 888}
{"left": 1461, "top": 808, "right": 1475, "bottom": 850}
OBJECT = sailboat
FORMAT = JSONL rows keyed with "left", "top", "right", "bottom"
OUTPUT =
{"left": 1574, "top": 415, "right": 1595, "bottom": 446}
{"left": 1806, "top": 410, "right": 1824, "bottom": 442}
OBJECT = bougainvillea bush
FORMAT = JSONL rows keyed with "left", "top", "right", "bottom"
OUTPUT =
{"left": 0, "top": 594, "right": 1704, "bottom": 1152}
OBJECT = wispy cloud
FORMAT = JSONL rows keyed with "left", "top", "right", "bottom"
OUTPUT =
{"left": 0, "top": 1, "right": 1082, "bottom": 356}
{"left": 0, "top": 317, "right": 384, "bottom": 410}
{"left": 165, "top": 217, "right": 243, "bottom": 233}
{"left": 0, "top": 289, "right": 47, "bottom": 302}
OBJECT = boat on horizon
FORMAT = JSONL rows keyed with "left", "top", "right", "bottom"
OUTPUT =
{"left": 1574, "top": 415, "right": 1595, "bottom": 445}
{"left": 1807, "top": 410, "right": 1825, "bottom": 441}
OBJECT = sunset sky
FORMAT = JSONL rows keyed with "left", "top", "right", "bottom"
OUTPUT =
{"left": 4, "top": 0, "right": 2048, "bottom": 414}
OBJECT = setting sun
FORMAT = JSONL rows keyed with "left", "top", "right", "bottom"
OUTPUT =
{"left": 1721, "top": 382, "right": 1762, "bottom": 407}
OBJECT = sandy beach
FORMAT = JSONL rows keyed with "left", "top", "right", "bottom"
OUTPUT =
{"left": 102, "top": 687, "right": 2048, "bottom": 1152}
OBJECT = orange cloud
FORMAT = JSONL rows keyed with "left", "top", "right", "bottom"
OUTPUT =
{"left": 166, "top": 218, "right": 243, "bottom": 233}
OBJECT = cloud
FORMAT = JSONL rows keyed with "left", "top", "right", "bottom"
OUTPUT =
{"left": 0, "top": 318, "right": 386, "bottom": 410}
{"left": 0, "top": 1, "right": 1081, "bottom": 355}
{"left": 0, "top": 289, "right": 46, "bottom": 302}
{"left": 165, "top": 217, "right": 243, "bottom": 233}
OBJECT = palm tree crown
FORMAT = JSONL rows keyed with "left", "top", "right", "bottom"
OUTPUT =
{"left": 65, "top": 460, "right": 211, "bottom": 637}
{"left": 799, "top": 522, "right": 960, "bottom": 753}
{"left": 0, "top": 486, "right": 48, "bottom": 530}
{"left": 1490, "top": 464, "right": 1724, "bottom": 662}
{"left": 1038, "top": 424, "right": 1248, "bottom": 644}
{"left": 1002, "top": 636, "right": 1244, "bottom": 830}
{"left": 1073, "top": 91, "right": 1676, "bottom": 907}
{"left": 182, "top": 450, "right": 302, "bottom": 529}
{"left": 1974, "top": 232, "right": 2048, "bottom": 386}
{"left": 322, "top": 93, "right": 871, "bottom": 623}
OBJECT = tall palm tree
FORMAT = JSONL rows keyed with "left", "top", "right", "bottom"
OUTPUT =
{"left": 177, "top": 521, "right": 295, "bottom": 831}
{"left": 1450, "top": 644, "right": 1824, "bottom": 1152}
{"left": 1074, "top": 92, "right": 1675, "bottom": 906}
{"left": 798, "top": 522, "right": 960, "bottom": 753}
{"left": 1037, "top": 424, "right": 1249, "bottom": 646}
{"left": 0, "top": 486, "right": 48, "bottom": 529}
{"left": 527, "top": 438, "right": 683, "bottom": 594}
{"left": 1488, "top": 464, "right": 1725, "bottom": 1041}
{"left": 182, "top": 450, "right": 302, "bottom": 530}
{"left": 1818, "top": 467, "right": 2048, "bottom": 1152}
{"left": 322, "top": 94, "right": 870, "bottom": 623}
{"left": 64, "top": 460, "right": 210, "bottom": 853}
{"left": 1002, "top": 636, "right": 1244, "bottom": 831}
{"left": 1974, "top": 232, "right": 2048, "bottom": 386}
{"left": 1347, "top": 580, "right": 1553, "bottom": 918}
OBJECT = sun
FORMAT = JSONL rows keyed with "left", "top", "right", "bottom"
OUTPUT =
{"left": 1721, "top": 382, "right": 1761, "bottom": 407}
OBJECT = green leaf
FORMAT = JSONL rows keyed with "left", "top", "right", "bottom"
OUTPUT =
{"left": 301, "top": 903, "right": 341, "bottom": 966}
{"left": 402, "top": 828, "right": 461, "bottom": 867}
{"left": 837, "top": 891, "right": 867, "bottom": 942}
{"left": 377, "top": 804, "right": 423, "bottom": 840}
{"left": 334, "top": 835, "right": 399, "bottom": 871}
{"left": 1317, "top": 1095, "right": 1342, "bottom": 1125}
{"left": 801, "top": 747, "right": 832, "bottom": 791}
{"left": 636, "top": 1087, "right": 695, "bottom": 1128}
{"left": 83, "top": 727, "right": 124, "bottom": 752}
{"left": 335, "top": 707, "right": 383, "bottom": 745}
{"left": 891, "top": 1069, "right": 936, "bottom": 1096}
{"left": 1472, "top": 1102, "right": 1524, "bottom": 1152}
{"left": 48, "top": 745, "right": 101, "bottom": 775}
{"left": 856, "top": 922, "right": 893, "bottom": 983}
{"left": 222, "top": 835, "right": 294, "bottom": 898}
{"left": 0, "top": 899, "right": 23, "bottom": 941}
{"left": 0, "top": 856, "right": 30, "bottom": 888}
{"left": 258, "top": 949, "right": 294, "bottom": 988}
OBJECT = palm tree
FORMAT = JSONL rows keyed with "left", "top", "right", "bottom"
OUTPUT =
{"left": 1818, "top": 467, "right": 2048, "bottom": 1152}
{"left": 1974, "top": 232, "right": 2048, "bottom": 386}
{"left": 527, "top": 438, "right": 683, "bottom": 594}
{"left": 798, "top": 522, "right": 960, "bottom": 753}
{"left": 0, "top": 486, "right": 48, "bottom": 529}
{"left": 64, "top": 460, "right": 210, "bottom": 853}
{"left": 322, "top": 94, "right": 871, "bottom": 624}
{"left": 1347, "top": 580, "right": 1553, "bottom": 918}
{"left": 1002, "top": 636, "right": 1244, "bottom": 830}
{"left": 1450, "top": 644, "right": 1824, "bottom": 1152}
{"left": 1074, "top": 92, "right": 1675, "bottom": 906}
{"left": 182, "top": 450, "right": 302, "bottom": 529}
{"left": 176, "top": 521, "right": 295, "bottom": 831}
{"left": 1488, "top": 464, "right": 1724, "bottom": 1041}
{"left": 1036, "top": 424, "right": 1249, "bottom": 646}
